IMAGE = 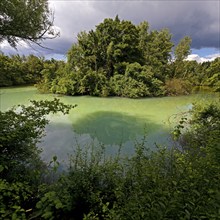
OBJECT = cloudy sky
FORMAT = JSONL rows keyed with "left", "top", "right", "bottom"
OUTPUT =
{"left": 0, "top": 0, "right": 219, "bottom": 62}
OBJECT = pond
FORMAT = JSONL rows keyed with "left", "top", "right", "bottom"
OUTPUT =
{"left": 0, "top": 86, "right": 216, "bottom": 164}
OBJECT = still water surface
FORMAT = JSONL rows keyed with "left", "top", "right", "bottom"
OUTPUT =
{"left": 0, "top": 86, "right": 216, "bottom": 164}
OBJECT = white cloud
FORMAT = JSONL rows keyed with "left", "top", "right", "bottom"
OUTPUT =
{"left": 206, "top": 53, "right": 220, "bottom": 60}
{"left": 0, "top": 40, "right": 36, "bottom": 55}
{"left": 186, "top": 53, "right": 220, "bottom": 63}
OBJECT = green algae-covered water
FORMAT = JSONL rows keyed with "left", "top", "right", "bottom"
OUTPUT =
{"left": 0, "top": 86, "right": 217, "bottom": 164}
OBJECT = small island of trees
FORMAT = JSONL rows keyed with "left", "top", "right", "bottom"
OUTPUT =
{"left": 1, "top": 16, "right": 220, "bottom": 97}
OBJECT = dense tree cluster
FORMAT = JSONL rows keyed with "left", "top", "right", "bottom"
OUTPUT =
{"left": 39, "top": 17, "right": 173, "bottom": 97}
{"left": 36, "top": 17, "right": 219, "bottom": 97}
{"left": 0, "top": 53, "right": 65, "bottom": 87}
{"left": 0, "top": 54, "right": 43, "bottom": 86}
{"left": 1, "top": 17, "right": 219, "bottom": 97}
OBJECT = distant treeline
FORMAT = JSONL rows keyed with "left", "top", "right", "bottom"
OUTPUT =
{"left": 1, "top": 17, "right": 219, "bottom": 97}
{"left": 0, "top": 54, "right": 65, "bottom": 87}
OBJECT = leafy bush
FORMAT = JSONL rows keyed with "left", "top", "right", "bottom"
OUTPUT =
{"left": 110, "top": 74, "right": 150, "bottom": 98}
{"left": 165, "top": 78, "right": 192, "bottom": 95}
{"left": 78, "top": 70, "right": 110, "bottom": 96}
{"left": 124, "top": 62, "right": 164, "bottom": 97}
{"left": 0, "top": 99, "right": 76, "bottom": 182}
{"left": 179, "top": 102, "right": 220, "bottom": 164}
{"left": 0, "top": 99, "right": 76, "bottom": 219}
{"left": 35, "top": 142, "right": 220, "bottom": 219}
{"left": 0, "top": 180, "right": 34, "bottom": 219}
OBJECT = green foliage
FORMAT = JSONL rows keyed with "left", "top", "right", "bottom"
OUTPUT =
{"left": 164, "top": 78, "right": 192, "bottom": 95}
{"left": 35, "top": 139, "right": 220, "bottom": 219}
{"left": 174, "top": 36, "right": 192, "bottom": 62}
{"left": 0, "top": 99, "right": 76, "bottom": 219}
{"left": 109, "top": 62, "right": 164, "bottom": 98}
{"left": 0, "top": 179, "right": 33, "bottom": 219}
{"left": 110, "top": 74, "right": 149, "bottom": 98}
{"left": 38, "top": 17, "right": 176, "bottom": 98}
{"left": 172, "top": 116, "right": 188, "bottom": 140}
{"left": 78, "top": 70, "right": 109, "bottom": 96}
{"left": 170, "top": 37, "right": 193, "bottom": 80}
{"left": 34, "top": 191, "right": 66, "bottom": 219}
{"left": 144, "top": 29, "right": 173, "bottom": 78}
{"left": 125, "top": 63, "right": 164, "bottom": 96}
{"left": 180, "top": 102, "right": 220, "bottom": 164}
{"left": 0, "top": 98, "right": 76, "bottom": 182}
{"left": 0, "top": 54, "right": 44, "bottom": 86}
{"left": 37, "top": 60, "right": 65, "bottom": 93}
{"left": 202, "top": 58, "right": 220, "bottom": 91}
{"left": 0, "top": 0, "right": 58, "bottom": 48}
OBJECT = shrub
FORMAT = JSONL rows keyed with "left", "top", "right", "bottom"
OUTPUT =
{"left": 35, "top": 142, "right": 220, "bottom": 219}
{"left": 165, "top": 78, "right": 192, "bottom": 95}
{"left": 0, "top": 99, "right": 76, "bottom": 219}
{"left": 78, "top": 70, "right": 110, "bottom": 97}
{"left": 110, "top": 74, "right": 150, "bottom": 98}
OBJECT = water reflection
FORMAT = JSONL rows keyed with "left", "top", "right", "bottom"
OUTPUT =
{"left": 72, "top": 111, "right": 162, "bottom": 145}
{"left": 40, "top": 112, "right": 170, "bottom": 164}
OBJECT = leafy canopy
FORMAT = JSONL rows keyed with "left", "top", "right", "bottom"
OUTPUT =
{"left": 0, "top": 0, "right": 59, "bottom": 48}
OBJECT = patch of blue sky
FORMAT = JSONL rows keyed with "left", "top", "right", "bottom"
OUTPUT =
{"left": 191, "top": 47, "right": 220, "bottom": 57}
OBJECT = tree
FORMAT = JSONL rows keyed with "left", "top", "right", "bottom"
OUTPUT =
{"left": 204, "top": 57, "right": 220, "bottom": 91}
{"left": 137, "top": 21, "right": 150, "bottom": 56}
{"left": 0, "top": 0, "right": 59, "bottom": 48}
{"left": 0, "top": 53, "right": 12, "bottom": 86}
{"left": 0, "top": 53, "right": 44, "bottom": 86}
{"left": 174, "top": 36, "right": 192, "bottom": 62}
{"left": 67, "top": 16, "right": 141, "bottom": 78}
{"left": 37, "top": 59, "right": 66, "bottom": 93}
{"left": 172, "top": 36, "right": 192, "bottom": 78}
{"left": 141, "top": 28, "right": 173, "bottom": 80}
{"left": 39, "top": 17, "right": 205, "bottom": 98}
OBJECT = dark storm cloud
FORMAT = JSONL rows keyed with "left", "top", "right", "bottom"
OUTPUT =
{"left": 0, "top": 37, "right": 72, "bottom": 58}
{"left": 41, "top": 37, "right": 73, "bottom": 55}
{"left": 1, "top": 0, "right": 219, "bottom": 57}
{"left": 88, "top": 0, "right": 219, "bottom": 49}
